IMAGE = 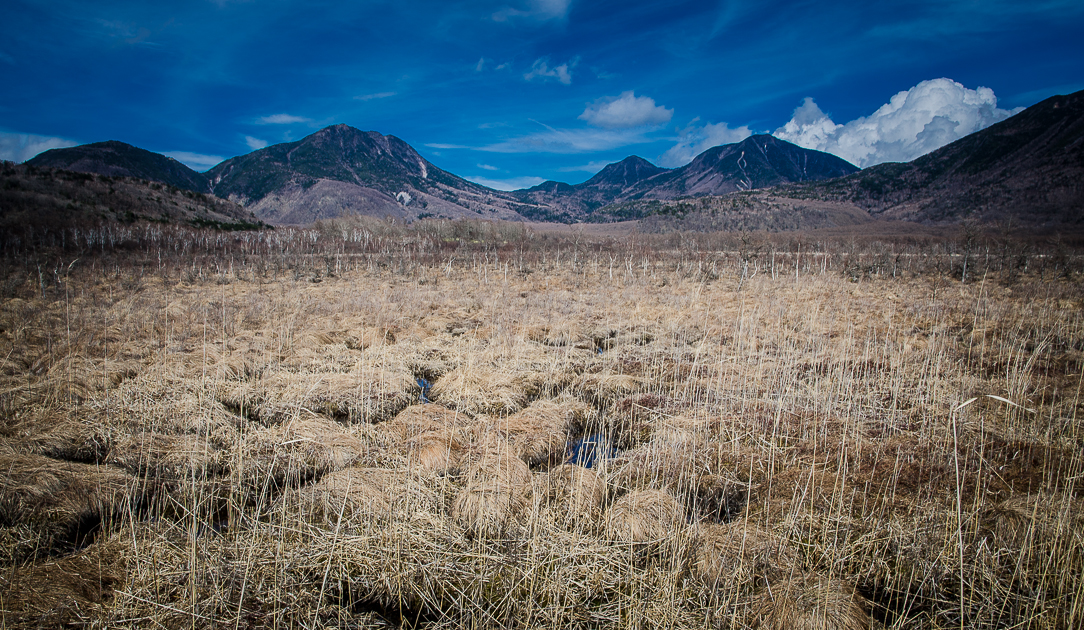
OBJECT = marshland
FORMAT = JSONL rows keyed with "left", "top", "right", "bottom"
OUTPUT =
{"left": 1, "top": 219, "right": 1082, "bottom": 629}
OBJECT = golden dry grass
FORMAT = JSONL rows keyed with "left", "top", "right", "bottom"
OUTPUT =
{"left": 750, "top": 575, "right": 871, "bottom": 630}
{"left": 603, "top": 489, "right": 686, "bottom": 546}
{"left": 539, "top": 463, "right": 608, "bottom": 528}
{"left": 1, "top": 228, "right": 1082, "bottom": 628}
{"left": 694, "top": 519, "right": 795, "bottom": 588}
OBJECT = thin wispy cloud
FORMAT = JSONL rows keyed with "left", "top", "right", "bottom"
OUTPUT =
{"left": 477, "top": 163, "right": 500, "bottom": 171}
{"left": 557, "top": 160, "right": 611, "bottom": 173}
{"left": 355, "top": 91, "right": 396, "bottom": 101}
{"left": 658, "top": 119, "right": 753, "bottom": 167}
{"left": 94, "top": 19, "right": 157, "bottom": 46}
{"left": 579, "top": 91, "right": 672, "bottom": 129}
{"left": 863, "top": 0, "right": 1084, "bottom": 41}
{"left": 256, "top": 114, "right": 311, "bottom": 125}
{"left": 524, "top": 57, "right": 578, "bottom": 85}
{"left": 426, "top": 143, "right": 473, "bottom": 150}
{"left": 244, "top": 136, "right": 268, "bottom": 150}
{"left": 164, "top": 150, "right": 224, "bottom": 171}
{"left": 466, "top": 175, "right": 545, "bottom": 191}
{"left": 480, "top": 124, "right": 656, "bottom": 154}
{"left": 774, "top": 78, "right": 1023, "bottom": 167}
{"left": 493, "top": 0, "right": 571, "bottom": 23}
{"left": 0, "top": 130, "right": 77, "bottom": 163}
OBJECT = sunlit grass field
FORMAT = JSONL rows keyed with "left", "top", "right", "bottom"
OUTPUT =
{"left": 1, "top": 220, "right": 1081, "bottom": 629}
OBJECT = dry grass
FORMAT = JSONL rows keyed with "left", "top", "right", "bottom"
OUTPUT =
{"left": 287, "top": 466, "right": 444, "bottom": 527}
{"left": 0, "top": 451, "right": 141, "bottom": 560}
{"left": 694, "top": 520, "right": 796, "bottom": 588}
{"left": 603, "top": 489, "right": 686, "bottom": 546}
{"left": 750, "top": 575, "right": 871, "bottom": 630}
{"left": 452, "top": 448, "right": 533, "bottom": 537}
{"left": 539, "top": 463, "right": 608, "bottom": 528}
{"left": 1, "top": 229, "right": 1082, "bottom": 628}
{"left": 239, "top": 415, "right": 374, "bottom": 490}
{"left": 477, "top": 396, "right": 593, "bottom": 468}
{"left": 0, "top": 537, "right": 125, "bottom": 627}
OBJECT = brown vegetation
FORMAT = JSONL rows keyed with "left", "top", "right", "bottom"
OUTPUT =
{"left": 0, "top": 217, "right": 1082, "bottom": 628}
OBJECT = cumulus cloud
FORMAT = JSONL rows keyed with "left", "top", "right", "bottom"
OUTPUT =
{"left": 657, "top": 119, "right": 753, "bottom": 167}
{"left": 524, "top": 57, "right": 577, "bottom": 85}
{"left": 466, "top": 175, "right": 546, "bottom": 191}
{"left": 0, "top": 131, "right": 77, "bottom": 163}
{"left": 164, "top": 151, "right": 224, "bottom": 171}
{"left": 774, "top": 78, "right": 1024, "bottom": 168}
{"left": 256, "top": 113, "right": 311, "bottom": 125}
{"left": 579, "top": 91, "right": 673, "bottom": 129}
{"left": 244, "top": 136, "right": 268, "bottom": 151}
{"left": 493, "top": 0, "right": 571, "bottom": 22}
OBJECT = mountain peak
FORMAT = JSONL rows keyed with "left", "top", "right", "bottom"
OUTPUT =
{"left": 582, "top": 155, "right": 667, "bottom": 189}
{"left": 316, "top": 123, "right": 365, "bottom": 137}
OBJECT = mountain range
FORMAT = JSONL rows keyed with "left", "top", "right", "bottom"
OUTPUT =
{"left": 512, "top": 136, "right": 859, "bottom": 222}
{"left": 18, "top": 88, "right": 1084, "bottom": 231}
{"left": 25, "top": 126, "right": 859, "bottom": 226}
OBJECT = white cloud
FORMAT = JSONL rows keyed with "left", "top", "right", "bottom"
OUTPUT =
{"left": 244, "top": 136, "right": 268, "bottom": 151}
{"left": 579, "top": 91, "right": 673, "bottom": 129}
{"left": 524, "top": 57, "right": 577, "bottom": 85}
{"left": 164, "top": 151, "right": 224, "bottom": 171}
{"left": 466, "top": 175, "right": 546, "bottom": 191}
{"left": 493, "top": 0, "right": 571, "bottom": 22}
{"left": 256, "top": 113, "right": 311, "bottom": 125}
{"left": 657, "top": 119, "right": 753, "bottom": 167}
{"left": 355, "top": 91, "right": 396, "bottom": 101}
{"left": 477, "top": 163, "right": 500, "bottom": 171}
{"left": 475, "top": 57, "right": 486, "bottom": 72}
{"left": 0, "top": 131, "right": 77, "bottom": 163}
{"left": 774, "top": 78, "right": 1024, "bottom": 168}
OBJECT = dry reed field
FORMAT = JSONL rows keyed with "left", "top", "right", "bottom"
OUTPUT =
{"left": 1, "top": 220, "right": 1082, "bottom": 629}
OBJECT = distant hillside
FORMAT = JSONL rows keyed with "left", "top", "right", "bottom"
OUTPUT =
{"left": 773, "top": 89, "right": 1084, "bottom": 227}
{"left": 0, "top": 163, "right": 263, "bottom": 233}
{"left": 25, "top": 141, "right": 209, "bottom": 194}
{"left": 514, "top": 156, "right": 669, "bottom": 222}
{"left": 206, "top": 125, "right": 542, "bottom": 224}
{"left": 513, "top": 136, "right": 858, "bottom": 222}
{"left": 624, "top": 134, "right": 859, "bottom": 199}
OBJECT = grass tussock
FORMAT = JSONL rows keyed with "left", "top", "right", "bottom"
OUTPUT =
{"left": 750, "top": 575, "right": 871, "bottom": 630}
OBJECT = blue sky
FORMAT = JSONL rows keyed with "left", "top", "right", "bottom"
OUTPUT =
{"left": 1, "top": 0, "right": 1082, "bottom": 190}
